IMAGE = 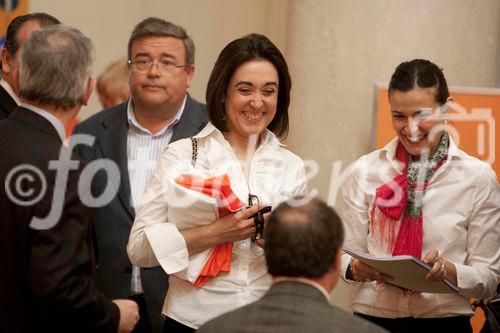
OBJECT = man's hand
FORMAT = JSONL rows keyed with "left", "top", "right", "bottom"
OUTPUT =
{"left": 113, "top": 299, "right": 139, "bottom": 333}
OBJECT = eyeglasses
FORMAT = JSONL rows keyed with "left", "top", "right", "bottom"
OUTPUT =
{"left": 248, "top": 194, "right": 271, "bottom": 241}
{"left": 127, "top": 59, "right": 186, "bottom": 73}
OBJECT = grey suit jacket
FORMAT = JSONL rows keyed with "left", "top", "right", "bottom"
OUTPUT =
{"left": 73, "top": 95, "right": 208, "bottom": 333}
{"left": 197, "top": 281, "right": 388, "bottom": 333}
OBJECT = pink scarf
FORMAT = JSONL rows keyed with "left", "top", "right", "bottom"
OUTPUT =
{"left": 370, "top": 142, "right": 446, "bottom": 259}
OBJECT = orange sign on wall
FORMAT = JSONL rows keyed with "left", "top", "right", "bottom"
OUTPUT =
{"left": 1, "top": 0, "right": 29, "bottom": 45}
{"left": 373, "top": 86, "right": 499, "bottom": 178}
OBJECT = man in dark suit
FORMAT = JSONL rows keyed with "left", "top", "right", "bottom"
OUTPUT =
{"left": 198, "top": 198, "right": 388, "bottom": 333}
{"left": 73, "top": 17, "right": 208, "bottom": 333}
{"left": 0, "top": 25, "right": 139, "bottom": 332}
{"left": 0, "top": 12, "right": 60, "bottom": 119}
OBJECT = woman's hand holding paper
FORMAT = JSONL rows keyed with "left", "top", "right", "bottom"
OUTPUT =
{"left": 423, "top": 249, "right": 457, "bottom": 285}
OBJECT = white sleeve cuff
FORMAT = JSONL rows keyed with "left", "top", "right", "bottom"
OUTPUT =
{"left": 455, "top": 263, "right": 498, "bottom": 299}
{"left": 341, "top": 253, "right": 358, "bottom": 284}
{"left": 145, "top": 223, "right": 189, "bottom": 274}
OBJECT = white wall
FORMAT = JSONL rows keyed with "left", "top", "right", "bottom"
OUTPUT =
{"left": 29, "top": 0, "right": 288, "bottom": 119}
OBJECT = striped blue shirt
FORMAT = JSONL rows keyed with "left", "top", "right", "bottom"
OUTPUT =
{"left": 127, "top": 96, "right": 186, "bottom": 294}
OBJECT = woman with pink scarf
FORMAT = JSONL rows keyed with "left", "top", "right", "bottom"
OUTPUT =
{"left": 341, "top": 59, "right": 499, "bottom": 333}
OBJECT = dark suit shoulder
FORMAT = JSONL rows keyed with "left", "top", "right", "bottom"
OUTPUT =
{"left": 0, "top": 84, "right": 17, "bottom": 118}
{"left": 74, "top": 102, "right": 127, "bottom": 134}
{"left": 187, "top": 95, "right": 207, "bottom": 115}
{"left": 0, "top": 108, "right": 9, "bottom": 120}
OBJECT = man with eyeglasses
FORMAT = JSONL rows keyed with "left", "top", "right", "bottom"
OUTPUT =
{"left": 73, "top": 17, "right": 208, "bottom": 333}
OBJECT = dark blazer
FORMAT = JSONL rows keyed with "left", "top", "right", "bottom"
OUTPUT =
{"left": 0, "top": 108, "right": 119, "bottom": 332}
{"left": 72, "top": 95, "right": 208, "bottom": 333}
{"left": 197, "top": 281, "right": 389, "bottom": 333}
{"left": 0, "top": 82, "right": 18, "bottom": 119}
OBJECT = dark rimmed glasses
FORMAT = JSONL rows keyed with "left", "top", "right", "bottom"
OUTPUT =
{"left": 127, "top": 59, "right": 186, "bottom": 73}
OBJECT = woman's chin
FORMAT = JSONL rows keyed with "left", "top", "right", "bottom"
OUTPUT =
{"left": 239, "top": 124, "right": 266, "bottom": 137}
{"left": 401, "top": 140, "right": 432, "bottom": 160}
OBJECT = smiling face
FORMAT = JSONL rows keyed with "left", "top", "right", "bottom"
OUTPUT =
{"left": 389, "top": 87, "right": 445, "bottom": 159}
{"left": 224, "top": 59, "right": 279, "bottom": 143}
{"left": 128, "top": 35, "right": 193, "bottom": 115}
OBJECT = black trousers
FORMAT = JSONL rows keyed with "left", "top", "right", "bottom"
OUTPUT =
{"left": 129, "top": 293, "right": 152, "bottom": 333}
{"left": 356, "top": 313, "right": 472, "bottom": 333}
{"left": 163, "top": 316, "right": 195, "bottom": 333}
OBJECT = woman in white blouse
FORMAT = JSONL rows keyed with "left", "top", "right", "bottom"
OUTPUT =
{"left": 127, "top": 33, "right": 308, "bottom": 332}
{"left": 342, "top": 59, "right": 499, "bottom": 333}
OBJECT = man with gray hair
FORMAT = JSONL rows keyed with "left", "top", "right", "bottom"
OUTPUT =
{"left": 198, "top": 198, "right": 388, "bottom": 333}
{"left": 0, "top": 25, "right": 138, "bottom": 332}
{"left": 73, "top": 17, "right": 208, "bottom": 332}
{"left": 0, "top": 12, "right": 60, "bottom": 119}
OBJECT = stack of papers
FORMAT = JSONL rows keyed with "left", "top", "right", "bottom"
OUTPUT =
{"left": 344, "top": 247, "right": 460, "bottom": 294}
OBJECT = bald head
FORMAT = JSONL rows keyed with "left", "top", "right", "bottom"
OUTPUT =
{"left": 264, "top": 198, "right": 344, "bottom": 279}
{"left": 19, "top": 25, "right": 94, "bottom": 110}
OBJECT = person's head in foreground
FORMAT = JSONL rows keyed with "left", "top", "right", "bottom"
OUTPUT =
{"left": 265, "top": 197, "right": 345, "bottom": 292}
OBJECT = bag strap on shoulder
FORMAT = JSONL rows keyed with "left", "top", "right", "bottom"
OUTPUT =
{"left": 191, "top": 137, "right": 198, "bottom": 167}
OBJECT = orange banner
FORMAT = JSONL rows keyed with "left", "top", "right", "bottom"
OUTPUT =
{"left": 1, "top": 0, "right": 29, "bottom": 45}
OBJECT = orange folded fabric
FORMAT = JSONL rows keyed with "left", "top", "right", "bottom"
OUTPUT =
{"left": 175, "top": 174, "right": 245, "bottom": 287}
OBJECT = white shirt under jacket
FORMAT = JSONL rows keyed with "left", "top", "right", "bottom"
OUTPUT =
{"left": 127, "top": 122, "right": 309, "bottom": 328}
{"left": 341, "top": 137, "right": 500, "bottom": 318}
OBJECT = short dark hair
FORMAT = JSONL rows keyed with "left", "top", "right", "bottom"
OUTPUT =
{"left": 127, "top": 17, "right": 195, "bottom": 65}
{"left": 388, "top": 59, "right": 449, "bottom": 105}
{"left": 206, "top": 33, "right": 291, "bottom": 140}
{"left": 265, "top": 198, "right": 344, "bottom": 279}
{"left": 4, "top": 12, "right": 60, "bottom": 55}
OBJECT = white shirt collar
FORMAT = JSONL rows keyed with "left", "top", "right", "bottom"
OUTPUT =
{"left": 20, "top": 102, "right": 66, "bottom": 142}
{"left": 273, "top": 277, "right": 331, "bottom": 302}
{"left": 0, "top": 79, "right": 20, "bottom": 105}
{"left": 127, "top": 95, "right": 186, "bottom": 136}
{"left": 194, "top": 122, "right": 285, "bottom": 149}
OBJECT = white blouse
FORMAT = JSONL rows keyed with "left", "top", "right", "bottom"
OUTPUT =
{"left": 341, "top": 137, "right": 500, "bottom": 318}
{"left": 127, "top": 122, "right": 308, "bottom": 328}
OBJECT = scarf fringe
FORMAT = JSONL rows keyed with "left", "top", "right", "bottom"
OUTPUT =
{"left": 370, "top": 204, "right": 398, "bottom": 254}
